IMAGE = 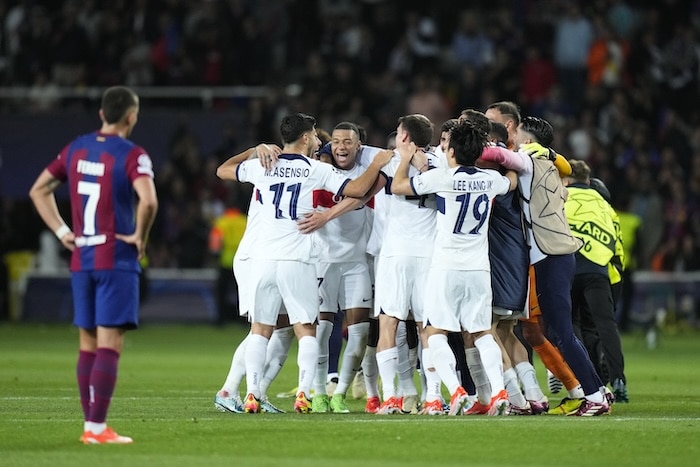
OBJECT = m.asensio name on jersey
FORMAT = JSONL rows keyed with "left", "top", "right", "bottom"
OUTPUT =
{"left": 267, "top": 166, "right": 311, "bottom": 178}
{"left": 453, "top": 179, "right": 493, "bottom": 192}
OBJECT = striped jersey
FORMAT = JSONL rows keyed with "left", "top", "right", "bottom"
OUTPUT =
{"left": 46, "top": 131, "right": 154, "bottom": 272}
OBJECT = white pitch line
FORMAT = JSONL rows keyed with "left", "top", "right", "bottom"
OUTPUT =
{"left": 3, "top": 416, "right": 700, "bottom": 423}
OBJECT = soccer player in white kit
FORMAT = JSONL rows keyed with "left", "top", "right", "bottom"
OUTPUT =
{"left": 391, "top": 120, "right": 517, "bottom": 415}
{"left": 300, "top": 122, "right": 383, "bottom": 413}
{"left": 373, "top": 114, "right": 440, "bottom": 414}
{"left": 216, "top": 113, "right": 392, "bottom": 413}
{"left": 214, "top": 143, "right": 299, "bottom": 414}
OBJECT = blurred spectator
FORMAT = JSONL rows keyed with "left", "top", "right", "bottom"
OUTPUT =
{"left": 630, "top": 171, "right": 664, "bottom": 270}
{"left": 50, "top": 1, "right": 90, "bottom": 86}
{"left": 606, "top": 0, "right": 640, "bottom": 40}
{"left": 27, "top": 70, "right": 59, "bottom": 112}
{"left": 586, "top": 18, "right": 628, "bottom": 88}
{"left": 406, "top": 73, "right": 451, "bottom": 144}
{"left": 13, "top": 4, "right": 52, "bottom": 85}
{"left": 553, "top": 3, "right": 594, "bottom": 112}
{"left": 654, "top": 23, "right": 699, "bottom": 115}
{"left": 209, "top": 190, "right": 247, "bottom": 325}
{"left": 519, "top": 46, "right": 556, "bottom": 108}
{"left": 650, "top": 234, "right": 700, "bottom": 272}
{"left": 406, "top": 15, "right": 440, "bottom": 73}
{"left": 451, "top": 9, "right": 493, "bottom": 71}
{"left": 122, "top": 35, "right": 154, "bottom": 86}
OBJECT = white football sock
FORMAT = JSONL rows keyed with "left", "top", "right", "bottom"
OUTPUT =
{"left": 221, "top": 332, "right": 250, "bottom": 395}
{"left": 504, "top": 367, "right": 528, "bottom": 407}
{"left": 421, "top": 347, "right": 441, "bottom": 402}
{"left": 428, "top": 334, "right": 460, "bottom": 396}
{"left": 244, "top": 333, "right": 269, "bottom": 399}
{"left": 260, "top": 327, "right": 294, "bottom": 397}
{"left": 474, "top": 334, "right": 505, "bottom": 397}
{"left": 376, "top": 347, "right": 398, "bottom": 399}
{"left": 396, "top": 323, "right": 418, "bottom": 397}
{"left": 297, "top": 335, "right": 318, "bottom": 396}
{"left": 515, "top": 361, "right": 546, "bottom": 401}
{"left": 362, "top": 346, "right": 379, "bottom": 399}
{"left": 465, "top": 347, "right": 491, "bottom": 405}
{"left": 335, "top": 322, "right": 369, "bottom": 395}
{"left": 313, "top": 319, "right": 333, "bottom": 395}
{"left": 569, "top": 384, "right": 585, "bottom": 399}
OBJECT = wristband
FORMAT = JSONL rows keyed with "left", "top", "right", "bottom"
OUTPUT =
{"left": 54, "top": 224, "right": 71, "bottom": 240}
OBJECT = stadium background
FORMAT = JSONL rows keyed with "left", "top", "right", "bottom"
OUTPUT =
{"left": 0, "top": 0, "right": 698, "bottom": 324}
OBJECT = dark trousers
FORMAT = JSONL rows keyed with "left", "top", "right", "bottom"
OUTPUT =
{"left": 534, "top": 254, "right": 603, "bottom": 395}
{"left": 328, "top": 310, "right": 344, "bottom": 375}
{"left": 572, "top": 273, "right": 626, "bottom": 385}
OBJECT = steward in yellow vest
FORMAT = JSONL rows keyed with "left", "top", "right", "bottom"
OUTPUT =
{"left": 564, "top": 160, "right": 628, "bottom": 401}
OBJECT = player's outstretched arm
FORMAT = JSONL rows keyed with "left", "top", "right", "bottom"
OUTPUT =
{"left": 480, "top": 145, "right": 527, "bottom": 172}
{"left": 216, "top": 144, "right": 282, "bottom": 181}
{"left": 341, "top": 149, "right": 393, "bottom": 198}
{"left": 297, "top": 196, "right": 364, "bottom": 234}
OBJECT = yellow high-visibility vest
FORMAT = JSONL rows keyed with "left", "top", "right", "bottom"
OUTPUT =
{"left": 565, "top": 186, "right": 616, "bottom": 267}
{"left": 209, "top": 209, "right": 247, "bottom": 269}
{"left": 617, "top": 211, "right": 642, "bottom": 270}
{"left": 608, "top": 208, "right": 624, "bottom": 284}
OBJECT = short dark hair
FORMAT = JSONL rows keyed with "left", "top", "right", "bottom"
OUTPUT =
{"left": 280, "top": 113, "right": 316, "bottom": 144}
{"left": 397, "top": 114, "right": 434, "bottom": 148}
{"left": 333, "top": 121, "right": 361, "bottom": 139}
{"left": 101, "top": 86, "right": 139, "bottom": 124}
{"left": 569, "top": 159, "right": 592, "bottom": 184}
{"left": 448, "top": 120, "right": 487, "bottom": 166}
{"left": 486, "top": 101, "right": 521, "bottom": 127}
{"left": 489, "top": 121, "right": 508, "bottom": 146}
{"left": 520, "top": 116, "right": 553, "bottom": 147}
{"left": 441, "top": 118, "right": 459, "bottom": 133}
{"left": 460, "top": 109, "right": 491, "bottom": 138}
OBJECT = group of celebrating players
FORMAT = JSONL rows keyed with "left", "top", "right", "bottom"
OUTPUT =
{"left": 212, "top": 99, "right": 627, "bottom": 418}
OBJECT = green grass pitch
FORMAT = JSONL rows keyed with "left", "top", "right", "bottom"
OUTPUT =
{"left": 1, "top": 323, "right": 699, "bottom": 466}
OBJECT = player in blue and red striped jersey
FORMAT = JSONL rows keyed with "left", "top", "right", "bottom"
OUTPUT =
{"left": 29, "top": 86, "right": 158, "bottom": 444}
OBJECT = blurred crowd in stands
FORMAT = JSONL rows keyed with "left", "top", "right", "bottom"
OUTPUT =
{"left": 1, "top": 0, "right": 700, "bottom": 273}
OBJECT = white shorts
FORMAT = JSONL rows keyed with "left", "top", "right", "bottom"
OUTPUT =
{"left": 317, "top": 261, "right": 372, "bottom": 312}
{"left": 234, "top": 255, "right": 287, "bottom": 318}
{"left": 233, "top": 255, "right": 252, "bottom": 316}
{"left": 374, "top": 255, "right": 430, "bottom": 322}
{"left": 423, "top": 269, "right": 492, "bottom": 333}
{"left": 249, "top": 259, "right": 316, "bottom": 326}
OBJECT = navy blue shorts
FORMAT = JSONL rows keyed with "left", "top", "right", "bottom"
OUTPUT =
{"left": 71, "top": 270, "right": 139, "bottom": 330}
